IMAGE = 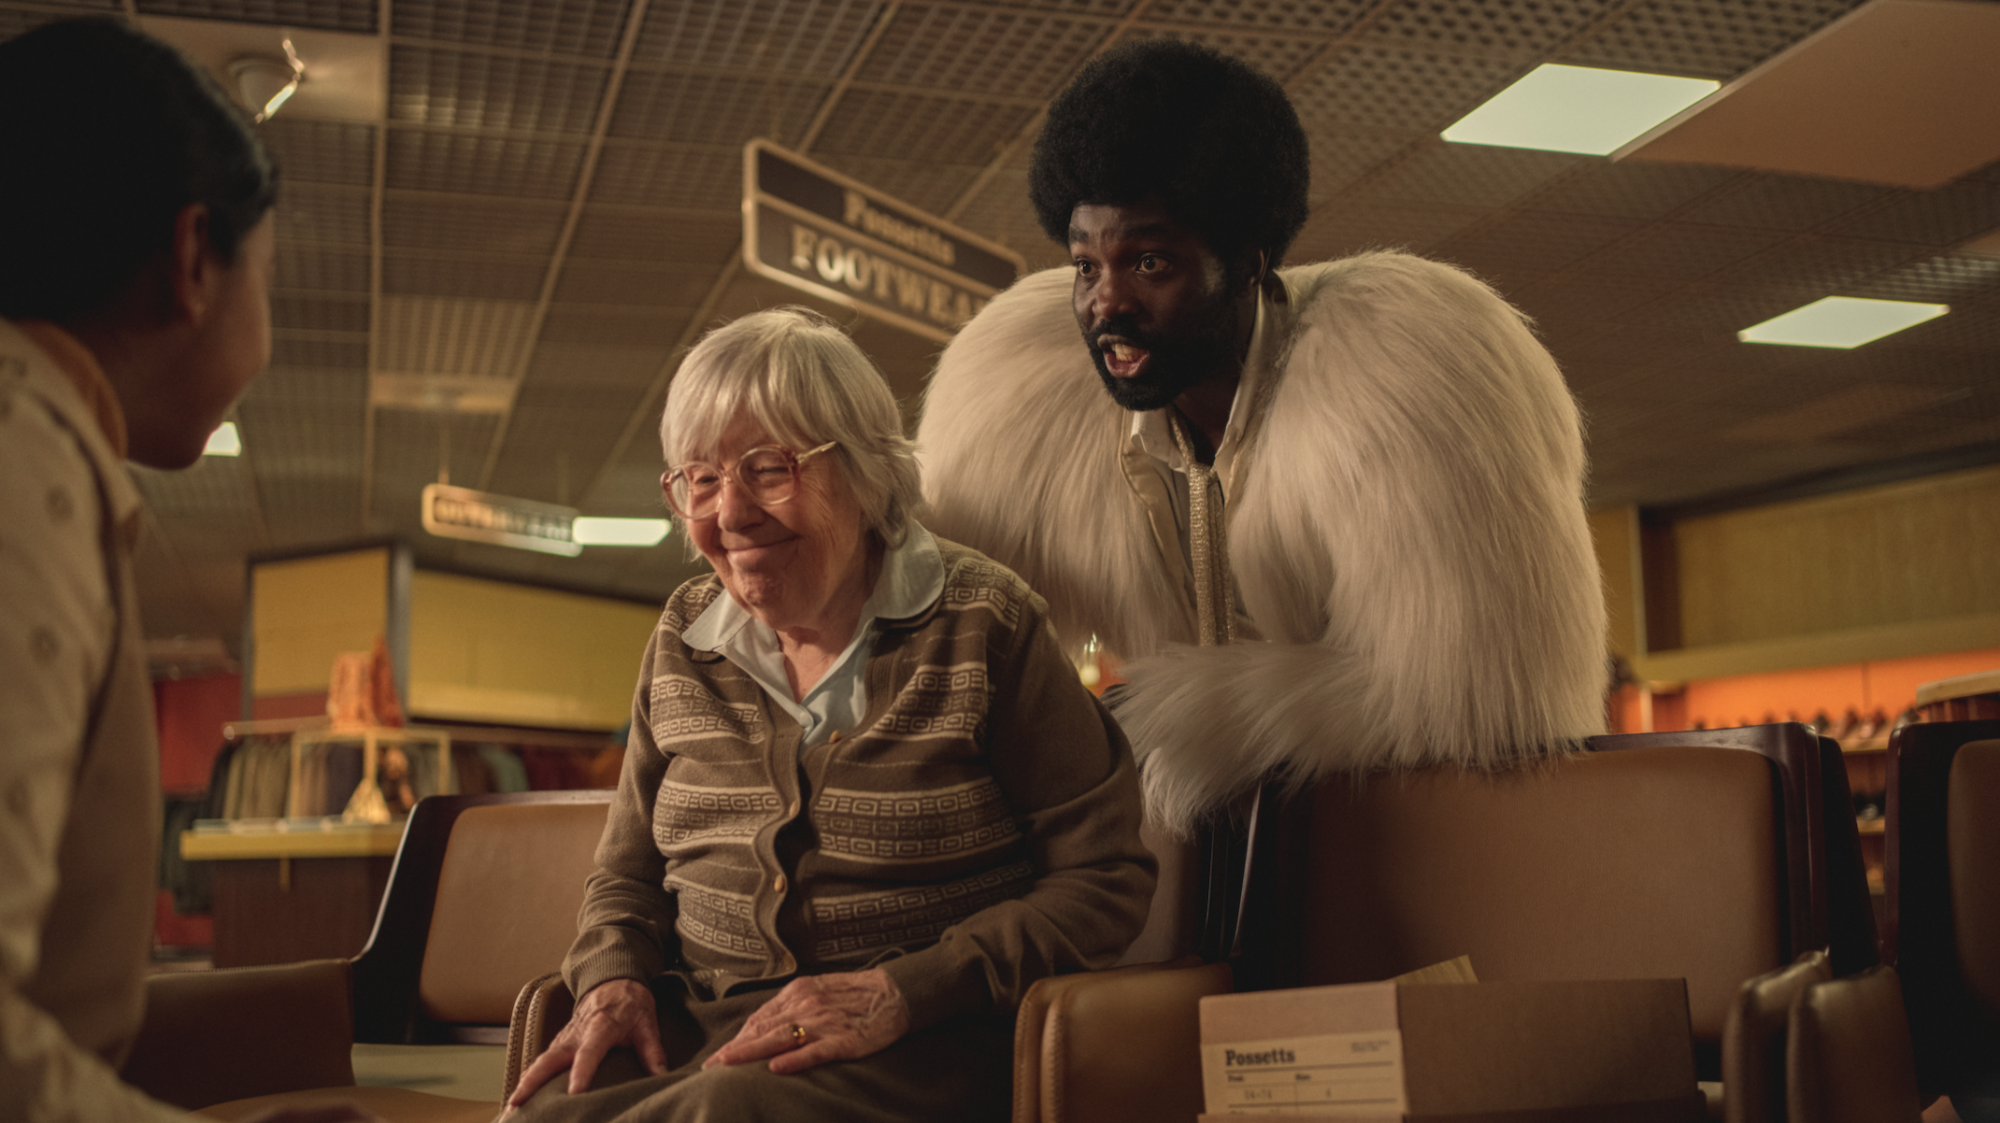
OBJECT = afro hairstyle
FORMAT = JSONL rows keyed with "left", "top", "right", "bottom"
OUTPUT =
{"left": 1029, "top": 38, "right": 1309, "bottom": 275}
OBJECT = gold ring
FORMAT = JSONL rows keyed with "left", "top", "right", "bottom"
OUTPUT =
{"left": 789, "top": 1024, "right": 807, "bottom": 1046}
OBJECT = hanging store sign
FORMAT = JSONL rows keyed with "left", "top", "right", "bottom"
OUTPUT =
{"left": 421, "top": 484, "right": 581, "bottom": 557}
{"left": 742, "top": 139, "right": 1026, "bottom": 344}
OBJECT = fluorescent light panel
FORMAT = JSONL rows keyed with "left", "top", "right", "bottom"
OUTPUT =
{"left": 1739, "top": 297, "right": 1949, "bottom": 348}
{"left": 204, "top": 421, "right": 241, "bottom": 456}
{"left": 1443, "top": 65, "right": 1720, "bottom": 155}
{"left": 571, "top": 517, "right": 671, "bottom": 547}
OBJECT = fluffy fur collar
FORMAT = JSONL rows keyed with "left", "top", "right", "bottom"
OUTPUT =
{"left": 918, "top": 253, "right": 1606, "bottom": 833}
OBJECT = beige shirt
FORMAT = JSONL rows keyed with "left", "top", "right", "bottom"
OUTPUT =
{"left": 0, "top": 319, "right": 189, "bottom": 1122}
{"left": 1120, "top": 289, "right": 1281, "bottom": 641}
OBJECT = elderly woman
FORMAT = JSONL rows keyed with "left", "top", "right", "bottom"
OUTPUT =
{"left": 507, "top": 308, "right": 1155, "bottom": 1122}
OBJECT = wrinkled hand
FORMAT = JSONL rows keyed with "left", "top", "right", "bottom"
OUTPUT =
{"left": 703, "top": 969, "right": 911, "bottom": 1075}
{"left": 505, "top": 978, "right": 668, "bottom": 1111}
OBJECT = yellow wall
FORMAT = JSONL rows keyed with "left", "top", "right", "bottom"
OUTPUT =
{"left": 1676, "top": 464, "right": 2000, "bottom": 648}
{"left": 407, "top": 571, "right": 660, "bottom": 731}
{"left": 1618, "top": 465, "right": 2000, "bottom": 682}
{"left": 1588, "top": 505, "right": 1642, "bottom": 664}
{"left": 251, "top": 548, "right": 389, "bottom": 696}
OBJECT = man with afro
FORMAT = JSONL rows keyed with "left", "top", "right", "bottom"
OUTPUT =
{"left": 917, "top": 39, "right": 1607, "bottom": 956}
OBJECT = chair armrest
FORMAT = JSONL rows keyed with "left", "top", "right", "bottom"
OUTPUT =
{"left": 1039, "top": 959, "right": 1233, "bottom": 1123}
{"left": 504, "top": 972, "right": 574, "bottom": 1102}
{"left": 121, "top": 959, "right": 355, "bottom": 1109}
{"left": 1014, "top": 959, "right": 1202, "bottom": 1123}
{"left": 1721, "top": 950, "right": 1830, "bottom": 1123}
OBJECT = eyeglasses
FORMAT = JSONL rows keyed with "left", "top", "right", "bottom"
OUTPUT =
{"left": 662, "top": 441, "right": 837, "bottom": 520}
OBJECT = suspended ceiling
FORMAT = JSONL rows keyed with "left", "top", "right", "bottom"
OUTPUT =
{"left": 2, "top": 0, "right": 1995, "bottom": 656}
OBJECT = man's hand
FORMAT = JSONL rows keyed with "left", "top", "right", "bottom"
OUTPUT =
{"left": 504, "top": 978, "right": 669, "bottom": 1111}
{"left": 702, "top": 970, "right": 911, "bottom": 1075}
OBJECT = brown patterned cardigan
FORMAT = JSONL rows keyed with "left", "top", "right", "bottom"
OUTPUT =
{"left": 562, "top": 538, "right": 1157, "bottom": 1031}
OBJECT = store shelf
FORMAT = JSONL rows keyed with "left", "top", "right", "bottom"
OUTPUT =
{"left": 181, "top": 822, "right": 404, "bottom": 860}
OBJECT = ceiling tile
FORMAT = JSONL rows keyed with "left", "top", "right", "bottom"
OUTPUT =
{"left": 1119, "top": 25, "right": 1324, "bottom": 81}
{"left": 394, "top": 0, "right": 632, "bottom": 58}
{"left": 1145, "top": 0, "right": 1365, "bottom": 33}
{"left": 1354, "top": 141, "right": 1586, "bottom": 208}
{"left": 1288, "top": 199, "right": 1488, "bottom": 260}
{"left": 381, "top": 192, "right": 568, "bottom": 257}
{"left": 1677, "top": 174, "right": 1891, "bottom": 233}
{"left": 1563, "top": 0, "right": 1866, "bottom": 79}
{"left": 608, "top": 69, "right": 825, "bottom": 146}
{"left": 382, "top": 251, "right": 547, "bottom": 300}
{"left": 1832, "top": 182, "right": 2000, "bottom": 249}
{"left": 386, "top": 128, "right": 588, "bottom": 199}
{"left": 260, "top": 118, "right": 376, "bottom": 186}
{"left": 378, "top": 295, "right": 538, "bottom": 377}
{"left": 630, "top": 0, "right": 882, "bottom": 79}
{"left": 811, "top": 87, "right": 1038, "bottom": 164}
{"left": 1359, "top": 0, "right": 1616, "bottom": 59}
{"left": 567, "top": 207, "right": 738, "bottom": 264}
{"left": 1532, "top": 161, "right": 1740, "bottom": 221}
{"left": 134, "top": 0, "right": 376, "bottom": 33}
{"left": 390, "top": 44, "right": 610, "bottom": 134}
{"left": 860, "top": 5, "right": 1109, "bottom": 98}
{"left": 1311, "top": 131, "right": 1425, "bottom": 201}
{"left": 590, "top": 141, "right": 742, "bottom": 209}
{"left": 1292, "top": 44, "right": 1522, "bottom": 133}
{"left": 272, "top": 293, "right": 371, "bottom": 333}
{"left": 274, "top": 244, "right": 371, "bottom": 294}
{"left": 275, "top": 182, "right": 372, "bottom": 248}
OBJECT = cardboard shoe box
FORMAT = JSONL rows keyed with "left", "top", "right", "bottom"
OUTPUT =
{"left": 1198, "top": 978, "right": 1703, "bottom": 1122}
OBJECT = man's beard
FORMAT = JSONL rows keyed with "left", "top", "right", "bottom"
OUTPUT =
{"left": 1082, "top": 291, "right": 1242, "bottom": 413}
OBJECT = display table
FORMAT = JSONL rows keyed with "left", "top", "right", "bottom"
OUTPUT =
{"left": 180, "top": 822, "right": 405, "bottom": 967}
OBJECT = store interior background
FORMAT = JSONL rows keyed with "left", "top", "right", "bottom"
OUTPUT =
{"left": 7, "top": 0, "right": 1996, "bottom": 997}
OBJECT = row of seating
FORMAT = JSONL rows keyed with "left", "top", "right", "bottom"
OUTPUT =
{"left": 116, "top": 721, "right": 1999, "bottom": 1121}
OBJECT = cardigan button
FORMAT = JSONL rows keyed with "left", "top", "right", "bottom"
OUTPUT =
{"left": 772, "top": 872, "right": 787, "bottom": 894}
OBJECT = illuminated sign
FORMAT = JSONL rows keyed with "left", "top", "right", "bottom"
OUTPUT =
{"left": 742, "top": 139, "right": 1026, "bottom": 343}
{"left": 421, "top": 484, "right": 581, "bottom": 556}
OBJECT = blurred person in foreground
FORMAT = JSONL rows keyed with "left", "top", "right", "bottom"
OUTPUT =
{"left": 506, "top": 308, "right": 1154, "bottom": 1122}
{"left": 0, "top": 17, "right": 373, "bottom": 1123}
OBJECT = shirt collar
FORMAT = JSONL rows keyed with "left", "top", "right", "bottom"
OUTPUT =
{"left": 13, "top": 319, "right": 130, "bottom": 459}
{"left": 682, "top": 523, "right": 946, "bottom": 653}
{"left": 1127, "top": 289, "right": 1271, "bottom": 490}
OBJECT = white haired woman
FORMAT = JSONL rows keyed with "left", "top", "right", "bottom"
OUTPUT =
{"left": 506, "top": 308, "right": 1155, "bottom": 1122}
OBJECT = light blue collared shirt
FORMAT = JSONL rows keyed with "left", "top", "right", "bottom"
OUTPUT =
{"left": 680, "top": 524, "right": 945, "bottom": 747}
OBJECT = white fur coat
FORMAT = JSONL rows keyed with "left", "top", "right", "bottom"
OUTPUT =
{"left": 916, "top": 253, "right": 1607, "bottom": 834}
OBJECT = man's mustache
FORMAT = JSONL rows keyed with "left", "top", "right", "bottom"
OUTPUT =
{"left": 1086, "top": 319, "right": 1160, "bottom": 353}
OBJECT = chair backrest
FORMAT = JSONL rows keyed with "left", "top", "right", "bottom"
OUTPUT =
{"left": 351, "top": 790, "right": 612, "bottom": 1043}
{"left": 1785, "top": 966, "right": 1923, "bottom": 1123}
{"left": 1722, "top": 951, "right": 1830, "bottom": 1123}
{"left": 1238, "top": 745, "right": 1793, "bottom": 1078}
{"left": 1888, "top": 720, "right": 2000, "bottom": 1096}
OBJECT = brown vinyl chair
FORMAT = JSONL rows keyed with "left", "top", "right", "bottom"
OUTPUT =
{"left": 1888, "top": 720, "right": 2000, "bottom": 1104}
{"left": 121, "top": 790, "right": 612, "bottom": 1120}
{"left": 1012, "top": 724, "right": 1875, "bottom": 1123}
{"left": 1722, "top": 951, "right": 1832, "bottom": 1123}
{"left": 1787, "top": 965, "right": 1925, "bottom": 1123}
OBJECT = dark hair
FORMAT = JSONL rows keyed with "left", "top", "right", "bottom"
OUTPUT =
{"left": 0, "top": 18, "right": 278, "bottom": 320}
{"left": 1029, "top": 39, "right": 1310, "bottom": 274}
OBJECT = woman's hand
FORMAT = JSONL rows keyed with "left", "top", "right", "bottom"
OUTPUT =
{"left": 505, "top": 978, "right": 669, "bottom": 1110}
{"left": 703, "top": 969, "right": 911, "bottom": 1075}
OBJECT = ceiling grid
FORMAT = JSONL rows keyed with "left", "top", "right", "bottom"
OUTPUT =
{"left": 0, "top": 0, "right": 1995, "bottom": 646}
